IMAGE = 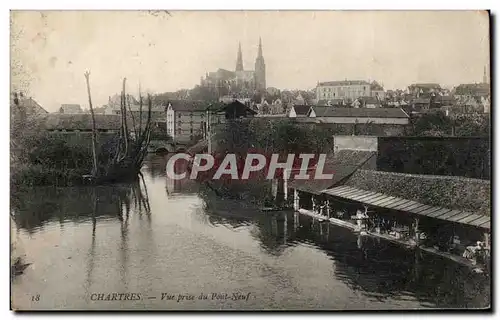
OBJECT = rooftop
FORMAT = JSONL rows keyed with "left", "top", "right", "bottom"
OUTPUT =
{"left": 409, "top": 83, "right": 442, "bottom": 89}
{"left": 288, "top": 150, "right": 376, "bottom": 194}
{"left": 165, "top": 100, "right": 210, "bottom": 112}
{"left": 318, "top": 80, "right": 370, "bottom": 87}
{"left": 43, "top": 114, "right": 121, "bottom": 130}
{"left": 291, "top": 105, "right": 311, "bottom": 115}
{"left": 309, "top": 107, "right": 409, "bottom": 118}
{"left": 60, "top": 104, "right": 83, "bottom": 114}
{"left": 343, "top": 169, "right": 490, "bottom": 217}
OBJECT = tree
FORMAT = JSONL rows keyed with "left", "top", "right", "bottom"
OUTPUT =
{"left": 411, "top": 111, "right": 453, "bottom": 136}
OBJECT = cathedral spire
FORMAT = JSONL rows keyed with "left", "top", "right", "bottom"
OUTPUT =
{"left": 258, "top": 37, "right": 263, "bottom": 58}
{"left": 236, "top": 42, "right": 244, "bottom": 72}
{"left": 254, "top": 37, "right": 266, "bottom": 91}
{"left": 483, "top": 65, "right": 488, "bottom": 84}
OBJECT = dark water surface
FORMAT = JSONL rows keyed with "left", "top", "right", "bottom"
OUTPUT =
{"left": 11, "top": 155, "right": 490, "bottom": 310}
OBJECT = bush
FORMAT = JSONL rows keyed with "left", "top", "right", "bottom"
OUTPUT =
{"left": 11, "top": 164, "right": 87, "bottom": 189}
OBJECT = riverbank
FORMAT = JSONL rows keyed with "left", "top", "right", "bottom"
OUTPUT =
{"left": 10, "top": 164, "right": 490, "bottom": 309}
{"left": 11, "top": 217, "right": 30, "bottom": 277}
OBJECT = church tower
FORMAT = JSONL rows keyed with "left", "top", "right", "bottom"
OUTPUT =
{"left": 254, "top": 37, "right": 266, "bottom": 91}
{"left": 236, "top": 42, "right": 244, "bottom": 72}
{"left": 483, "top": 65, "right": 489, "bottom": 84}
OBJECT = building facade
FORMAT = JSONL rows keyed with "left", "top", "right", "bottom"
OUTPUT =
{"left": 200, "top": 38, "right": 266, "bottom": 95}
{"left": 166, "top": 100, "right": 226, "bottom": 144}
{"left": 315, "top": 80, "right": 385, "bottom": 102}
{"left": 59, "top": 104, "right": 83, "bottom": 114}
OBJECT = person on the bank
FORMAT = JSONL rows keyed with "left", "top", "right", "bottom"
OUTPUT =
{"left": 355, "top": 206, "right": 369, "bottom": 230}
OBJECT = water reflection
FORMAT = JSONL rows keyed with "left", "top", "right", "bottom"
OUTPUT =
{"left": 293, "top": 214, "right": 490, "bottom": 308}
{"left": 11, "top": 177, "right": 151, "bottom": 233}
{"left": 10, "top": 154, "right": 490, "bottom": 310}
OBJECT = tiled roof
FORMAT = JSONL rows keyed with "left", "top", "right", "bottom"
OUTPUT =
{"left": 165, "top": 100, "right": 210, "bottom": 112}
{"left": 359, "top": 96, "right": 379, "bottom": 105}
{"left": 11, "top": 97, "right": 48, "bottom": 116}
{"left": 323, "top": 185, "right": 490, "bottom": 230}
{"left": 288, "top": 150, "right": 376, "bottom": 194}
{"left": 343, "top": 169, "right": 490, "bottom": 217}
{"left": 318, "top": 80, "right": 370, "bottom": 87}
{"left": 42, "top": 114, "right": 121, "bottom": 130}
{"left": 436, "top": 95, "right": 456, "bottom": 104}
{"left": 311, "top": 107, "right": 409, "bottom": 118}
{"left": 60, "top": 104, "right": 83, "bottom": 113}
{"left": 291, "top": 105, "right": 311, "bottom": 115}
{"left": 412, "top": 98, "right": 431, "bottom": 104}
{"left": 112, "top": 104, "right": 166, "bottom": 113}
{"left": 316, "top": 99, "right": 345, "bottom": 106}
{"left": 454, "top": 83, "right": 490, "bottom": 96}
{"left": 409, "top": 83, "right": 442, "bottom": 89}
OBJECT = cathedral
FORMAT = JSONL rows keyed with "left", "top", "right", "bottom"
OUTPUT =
{"left": 200, "top": 38, "right": 266, "bottom": 95}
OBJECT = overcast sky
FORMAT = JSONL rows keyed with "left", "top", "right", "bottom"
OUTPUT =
{"left": 11, "top": 10, "right": 490, "bottom": 112}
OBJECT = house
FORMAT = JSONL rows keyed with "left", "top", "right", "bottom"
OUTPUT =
{"left": 453, "top": 83, "right": 490, "bottom": 99}
{"left": 166, "top": 100, "right": 220, "bottom": 143}
{"left": 408, "top": 83, "right": 441, "bottom": 96}
{"left": 218, "top": 100, "right": 257, "bottom": 119}
{"left": 316, "top": 80, "right": 372, "bottom": 101}
{"left": 307, "top": 107, "right": 409, "bottom": 125}
{"left": 288, "top": 105, "right": 311, "bottom": 118}
{"left": 59, "top": 104, "right": 83, "bottom": 114}
{"left": 42, "top": 114, "right": 121, "bottom": 133}
{"left": 353, "top": 96, "right": 380, "bottom": 108}
{"left": 316, "top": 99, "right": 346, "bottom": 107}
{"left": 411, "top": 98, "right": 431, "bottom": 112}
{"left": 11, "top": 93, "right": 48, "bottom": 117}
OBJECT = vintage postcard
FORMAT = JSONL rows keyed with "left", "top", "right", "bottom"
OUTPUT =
{"left": 10, "top": 10, "right": 491, "bottom": 311}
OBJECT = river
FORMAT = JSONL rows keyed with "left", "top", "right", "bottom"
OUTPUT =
{"left": 10, "top": 155, "right": 490, "bottom": 310}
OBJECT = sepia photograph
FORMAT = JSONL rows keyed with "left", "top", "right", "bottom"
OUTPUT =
{"left": 10, "top": 10, "right": 491, "bottom": 311}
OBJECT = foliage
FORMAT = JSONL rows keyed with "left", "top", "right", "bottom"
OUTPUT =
{"left": 214, "top": 118, "right": 337, "bottom": 156}
{"left": 411, "top": 111, "right": 453, "bottom": 136}
{"left": 345, "top": 169, "right": 490, "bottom": 216}
{"left": 11, "top": 164, "right": 87, "bottom": 189}
{"left": 208, "top": 118, "right": 337, "bottom": 202}
{"left": 377, "top": 137, "right": 490, "bottom": 180}
{"left": 452, "top": 113, "right": 490, "bottom": 136}
{"left": 410, "top": 111, "right": 490, "bottom": 137}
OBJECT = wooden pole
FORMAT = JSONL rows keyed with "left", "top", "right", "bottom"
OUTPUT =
{"left": 84, "top": 71, "right": 98, "bottom": 177}
{"left": 121, "top": 78, "right": 129, "bottom": 158}
{"left": 207, "top": 106, "right": 212, "bottom": 154}
{"left": 326, "top": 199, "right": 331, "bottom": 219}
{"left": 293, "top": 189, "right": 300, "bottom": 211}
{"left": 414, "top": 217, "right": 420, "bottom": 246}
{"left": 283, "top": 212, "right": 287, "bottom": 245}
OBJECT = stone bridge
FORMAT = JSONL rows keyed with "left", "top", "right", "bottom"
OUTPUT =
{"left": 148, "top": 139, "right": 206, "bottom": 154}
